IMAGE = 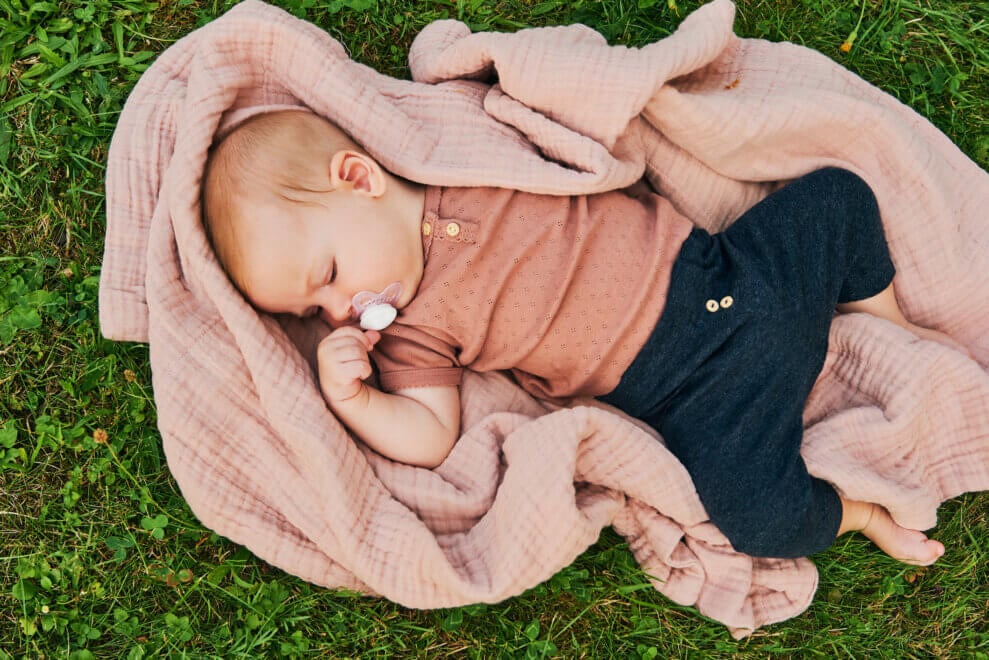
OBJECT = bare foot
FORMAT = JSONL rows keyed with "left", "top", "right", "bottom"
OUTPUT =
{"left": 859, "top": 504, "right": 945, "bottom": 566}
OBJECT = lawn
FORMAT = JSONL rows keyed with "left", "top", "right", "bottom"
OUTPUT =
{"left": 1, "top": 0, "right": 987, "bottom": 657}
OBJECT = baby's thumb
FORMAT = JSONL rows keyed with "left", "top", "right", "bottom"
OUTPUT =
{"left": 364, "top": 329, "right": 381, "bottom": 348}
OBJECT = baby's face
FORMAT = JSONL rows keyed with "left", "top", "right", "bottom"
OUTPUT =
{"left": 236, "top": 187, "right": 421, "bottom": 328}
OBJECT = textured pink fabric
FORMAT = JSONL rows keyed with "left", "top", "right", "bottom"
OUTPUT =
{"left": 99, "top": 0, "right": 989, "bottom": 637}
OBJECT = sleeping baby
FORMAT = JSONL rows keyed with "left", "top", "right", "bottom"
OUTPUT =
{"left": 201, "top": 107, "right": 953, "bottom": 565}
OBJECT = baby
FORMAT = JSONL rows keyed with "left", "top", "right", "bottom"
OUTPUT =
{"left": 203, "top": 108, "right": 949, "bottom": 566}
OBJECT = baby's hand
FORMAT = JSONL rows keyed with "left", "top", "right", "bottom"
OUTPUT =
{"left": 316, "top": 326, "right": 380, "bottom": 404}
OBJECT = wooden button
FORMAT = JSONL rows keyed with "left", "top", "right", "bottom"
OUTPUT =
{"left": 445, "top": 222, "right": 461, "bottom": 237}
{"left": 421, "top": 222, "right": 432, "bottom": 236}
{"left": 720, "top": 296, "right": 733, "bottom": 309}
{"left": 705, "top": 299, "right": 719, "bottom": 312}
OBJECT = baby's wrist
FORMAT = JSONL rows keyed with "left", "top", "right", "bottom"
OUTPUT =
{"left": 324, "top": 380, "right": 370, "bottom": 409}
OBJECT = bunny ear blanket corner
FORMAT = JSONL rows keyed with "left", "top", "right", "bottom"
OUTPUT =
{"left": 99, "top": 0, "right": 989, "bottom": 638}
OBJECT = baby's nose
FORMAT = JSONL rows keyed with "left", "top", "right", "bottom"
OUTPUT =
{"left": 314, "top": 288, "right": 356, "bottom": 328}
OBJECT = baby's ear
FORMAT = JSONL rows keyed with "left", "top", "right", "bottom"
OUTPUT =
{"left": 329, "top": 150, "right": 387, "bottom": 197}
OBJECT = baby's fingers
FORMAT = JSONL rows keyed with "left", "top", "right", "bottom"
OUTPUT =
{"left": 334, "top": 355, "right": 373, "bottom": 382}
{"left": 317, "top": 330, "right": 367, "bottom": 359}
{"left": 327, "top": 341, "right": 371, "bottom": 364}
{"left": 324, "top": 325, "right": 377, "bottom": 350}
{"left": 318, "top": 349, "right": 373, "bottom": 403}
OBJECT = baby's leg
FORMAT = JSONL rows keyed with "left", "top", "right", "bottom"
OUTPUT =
{"left": 643, "top": 304, "right": 846, "bottom": 558}
{"left": 837, "top": 282, "right": 971, "bottom": 355}
{"left": 839, "top": 497, "right": 944, "bottom": 565}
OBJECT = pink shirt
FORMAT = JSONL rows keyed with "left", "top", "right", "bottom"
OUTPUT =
{"left": 372, "top": 185, "right": 694, "bottom": 399}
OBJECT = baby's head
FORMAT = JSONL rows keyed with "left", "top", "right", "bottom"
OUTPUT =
{"left": 202, "top": 110, "right": 357, "bottom": 297}
{"left": 202, "top": 110, "right": 424, "bottom": 327}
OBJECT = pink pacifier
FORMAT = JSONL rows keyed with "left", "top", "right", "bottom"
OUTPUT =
{"left": 351, "top": 282, "right": 402, "bottom": 331}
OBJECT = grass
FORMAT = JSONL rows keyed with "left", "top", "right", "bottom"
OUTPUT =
{"left": 1, "top": 0, "right": 987, "bottom": 657}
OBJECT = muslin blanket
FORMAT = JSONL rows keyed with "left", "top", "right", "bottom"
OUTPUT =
{"left": 99, "top": 0, "right": 989, "bottom": 637}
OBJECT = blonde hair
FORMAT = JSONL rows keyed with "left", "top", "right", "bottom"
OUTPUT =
{"left": 201, "top": 110, "right": 358, "bottom": 291}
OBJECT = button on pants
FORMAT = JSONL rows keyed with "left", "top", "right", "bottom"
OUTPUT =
{"left": 600, "top": 168, "right": 896, "bottom": 557}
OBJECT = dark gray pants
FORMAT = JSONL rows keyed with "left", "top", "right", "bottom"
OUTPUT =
{"left": 600, "top": 168, "right": 895, "bottom": 557}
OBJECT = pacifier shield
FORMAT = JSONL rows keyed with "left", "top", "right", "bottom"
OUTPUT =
{"left": 351, "top": 282, "right": 402, "bottom": 315}
{"left": 352, "top": 282, "right": 402, "bottom": 331}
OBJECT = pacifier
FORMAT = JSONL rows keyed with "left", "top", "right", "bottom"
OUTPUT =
{"left": 351, "top": 282, "right": 402, "bottom": 331}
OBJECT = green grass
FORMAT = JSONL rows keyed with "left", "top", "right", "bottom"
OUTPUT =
{"left": 1, "top": 0, "right": 987, "bottom": 657}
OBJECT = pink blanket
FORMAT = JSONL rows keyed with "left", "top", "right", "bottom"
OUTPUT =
{"left": 99, "top": 0, "right": 989, "bottom": 637}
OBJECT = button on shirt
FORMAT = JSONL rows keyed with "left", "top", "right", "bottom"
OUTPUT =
{"left": 372, "top": 186, "right": 695, "bottom": 398}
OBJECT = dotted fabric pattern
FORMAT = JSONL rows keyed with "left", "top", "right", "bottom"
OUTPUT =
{"left": 372, "top": 185, "right": 694, "bottom": 397}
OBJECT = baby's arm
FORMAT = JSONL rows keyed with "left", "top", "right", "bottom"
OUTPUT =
{"left": 316, "top": 326, "right": 461, "bottom": 468}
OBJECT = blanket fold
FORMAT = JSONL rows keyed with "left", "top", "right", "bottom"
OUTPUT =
{"left": 100, "top": 0, "right": 989, "bottom": 637}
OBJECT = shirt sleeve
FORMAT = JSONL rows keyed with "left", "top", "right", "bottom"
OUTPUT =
{"left": 371, "top": 324, "right": 463, "bottom": 392}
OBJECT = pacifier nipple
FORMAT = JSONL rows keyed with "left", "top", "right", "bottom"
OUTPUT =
{"left": 352, "top": 282, "right": 402, "bottom": 331}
